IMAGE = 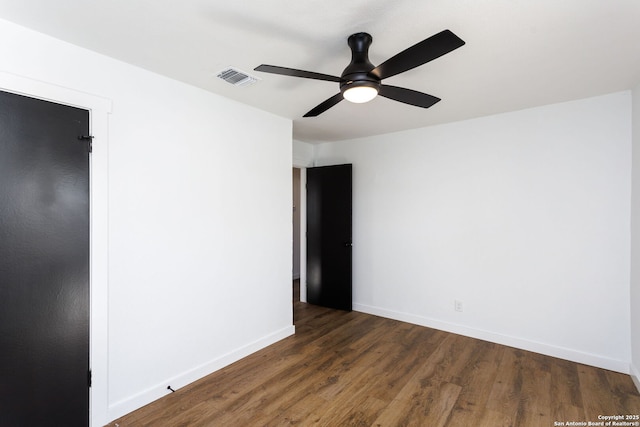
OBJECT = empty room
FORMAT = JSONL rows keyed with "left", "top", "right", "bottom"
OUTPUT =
{"left": 1, "top": 1, "right": 639, "bottom": 426}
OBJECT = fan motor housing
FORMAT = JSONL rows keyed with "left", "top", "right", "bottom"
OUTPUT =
{"left": 340, "top": 32, "right": 381, "bottom": 94}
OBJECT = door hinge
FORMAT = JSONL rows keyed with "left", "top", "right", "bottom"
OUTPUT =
{"left": 78, "top": 135, "right": 94, "bottom": 153}
{"left": 88, "top": 369, "right": 92, "bottom": 388}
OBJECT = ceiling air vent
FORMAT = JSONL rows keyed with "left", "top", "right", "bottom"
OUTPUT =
{"left": 216, "top": 67, "right": 259, "bottom": 87}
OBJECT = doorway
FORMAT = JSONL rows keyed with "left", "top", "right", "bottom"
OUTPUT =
{"left": 0, "top": 71, "right": 111, "bottom": 426}
{"left": 293, "top": 168, "right": 301, "bottom": 283}
{"left": 292, "top": 166, "right": 308, "bottom": 312}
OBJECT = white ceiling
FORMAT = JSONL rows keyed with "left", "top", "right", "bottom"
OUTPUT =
{"left": 1, "top": 0, "right": 639, "bottom": 143}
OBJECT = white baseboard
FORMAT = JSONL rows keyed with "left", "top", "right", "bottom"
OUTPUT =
{"left": 631, "top": 363, "right": 640, "bottom": 393}
{"left": 353, "top": 303, "right": 630, "bottom": 374}
{"left": 107, "top": 325, "right": 295, "bottom": 422}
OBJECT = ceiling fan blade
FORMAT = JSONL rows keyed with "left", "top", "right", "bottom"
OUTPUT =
{"left": 303, "top": 93, "right": 344, "bottom": 117}
{"left": 370, "top": 30, "right": 465, "bottom": 80}
{"left": 254, "top": 65, "right": 341, "bottom": 82}
{"left": 378, "top": 85, "right": 441, "bottom": 108}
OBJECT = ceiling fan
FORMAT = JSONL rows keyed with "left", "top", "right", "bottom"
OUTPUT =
{"left": 254, "top": 29, "right": 465, "bottom": 117}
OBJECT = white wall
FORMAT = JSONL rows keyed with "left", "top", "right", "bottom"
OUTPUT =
{"left": 0, "top": 18, "right": 293, "bottom": 425}
{"left": 293, "top": 139, "right": 315, "bottom": 167}
{"left": 631, "top": 84, "right": 640, "bottom": 390}
{"left": 315, "top": 92, "right": 632, "bottom": 373}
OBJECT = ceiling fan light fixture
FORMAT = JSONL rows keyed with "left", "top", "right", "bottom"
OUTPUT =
{"left": 343, "top": 85, "right": 378, "bottom": 103}
{"left": 254, "top": 29, "right": 465, "bottom": 117}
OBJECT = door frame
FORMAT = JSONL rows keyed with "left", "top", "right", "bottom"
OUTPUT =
{"left": 0, "top": 72, "right": 111, "bottom": 427}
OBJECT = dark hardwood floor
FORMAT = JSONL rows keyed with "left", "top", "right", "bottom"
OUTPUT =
{"left": 108, "top": 280, "right": 640, "bottom": 426}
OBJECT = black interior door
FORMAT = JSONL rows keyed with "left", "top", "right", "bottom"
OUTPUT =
{"left": 306, "top": 164, "right": 352, "bottom": 311}
{"left": 0, "top": 90, "right": 90, "bottom": 426}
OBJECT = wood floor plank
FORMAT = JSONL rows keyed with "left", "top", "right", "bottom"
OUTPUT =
{"left": 312, "top": 393, "right": 388, "bottom": 427}
{"left": 477, "top": 408, "right": 515, "bottom": 426}
{"left": 446, "top": 340, "right": 504, "bottom": 425}
{"left": 369, "top": 333, "right": 467, "bottom": 426}
{"left": 550, "top": 358, "right": 585, "bottom": 422}
{"left": 372, "top": 381, "right": 462, "bottom": 427}
{"left": 514, "top": 350, "right": 553, "bottom": 426}
{"left": 360, "top": 327, "right": 449, "bottom": 403}
{"left": 292, "top": 328, "right": 411, "bottom": 425}
{"left": 484, "top": 346, "right": 522, "bottom": 419}
{"left": 262, "top": 391, "right": 328, "bottom": 426}
{"left": 579, "top": 364, "right": 640, "bottom": 420}
{"left": 603, "top": 369, "right": 640, "bottom": 413}
{"left": 108, "top": 291, "right": 640, "bottom": 427}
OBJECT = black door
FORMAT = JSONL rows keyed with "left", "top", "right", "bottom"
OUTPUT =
{"left": 306, "top": 164, "right": 352, "bottom": 311}
{"left": 0, "top": 90, "right": 90, "bottom": 426}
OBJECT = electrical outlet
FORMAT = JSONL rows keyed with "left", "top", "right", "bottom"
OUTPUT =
{"left": 454, "top": 300, "right": 463, "bottom": 312}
